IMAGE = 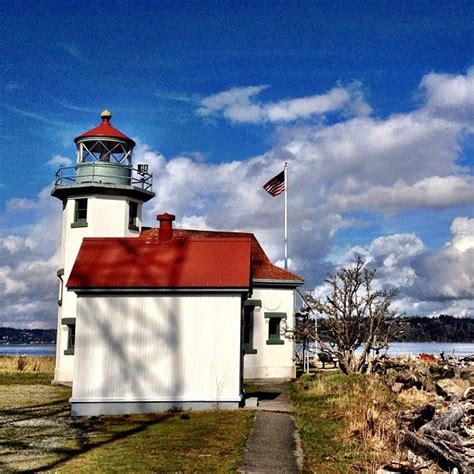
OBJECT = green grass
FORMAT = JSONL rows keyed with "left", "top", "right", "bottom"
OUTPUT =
{"left": 0, "top": 372, "right": 254, "bottom": 472}
{"left": 0, "top": 371, "right": 54, "bottom": 385}
{"left": 290, "top": 373, "right": 356, "bottom": 473}
{"left": 56, "top": 411, "right": 254, "bottom": 473}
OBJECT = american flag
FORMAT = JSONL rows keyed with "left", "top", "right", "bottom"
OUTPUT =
{"left": 263, "top": 170, "right": 285, "bottom": 196}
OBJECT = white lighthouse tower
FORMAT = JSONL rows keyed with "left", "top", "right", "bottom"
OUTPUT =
{"left": 51, "top": 110, "right": 154, "bottom": 383}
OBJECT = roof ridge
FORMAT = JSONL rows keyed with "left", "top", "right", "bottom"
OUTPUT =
{"left": 82, "top": 236, "right": 253, "bottom": 243}
{"left": 142, "top": 227, "right": 255, "bottom": 236}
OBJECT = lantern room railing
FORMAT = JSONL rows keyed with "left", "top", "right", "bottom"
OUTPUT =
{"left": 54, "top": 164, "right": 153, "bottom": 192}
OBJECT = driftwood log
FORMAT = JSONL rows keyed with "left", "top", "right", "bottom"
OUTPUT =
{"left": 401, "top": 403, "right": 474, "bottom": 474}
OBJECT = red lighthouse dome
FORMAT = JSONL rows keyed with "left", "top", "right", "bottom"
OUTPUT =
{"left": 74, "top": 109, "right": 135, "bottom": 147}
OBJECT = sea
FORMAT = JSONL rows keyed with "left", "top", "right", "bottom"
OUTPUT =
{"left": 0, "top": 342, "right": 473, "bottom": 357}
{"left": 0, "top": 344, "right": 56, "bottom": 356}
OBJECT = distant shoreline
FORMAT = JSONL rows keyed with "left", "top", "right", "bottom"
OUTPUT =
{"left": 1, "top": 342, "right": 473, "bottom": 358}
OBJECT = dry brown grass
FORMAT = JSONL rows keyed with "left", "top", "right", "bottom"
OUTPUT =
{"left": 291, "top": 373, "right": 412, "bottom": 472}
{"left": 0, "top": 355, "right": 55, "bottom": 373}
{"left": 341, "top": 376, "right": 402, "bottom": 459}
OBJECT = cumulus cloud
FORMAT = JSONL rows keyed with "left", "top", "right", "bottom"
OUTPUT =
{"left": 321, "top": 217, "right": 474, "bottom": 316}
{"left": 197, "top": 83, "right": 371, "bottom": 123}
{"left": 421, "top": 66, "right": 474, "bottom": 120}
{"left": 47, "top": 155, "right": 73, "bottom": 168}
{"left": 0, "top": 185, "right": 62, "bottom": 328}
{"left": 1, "top": 67, "right": 474, "bottom": 327}
{"left": 410, "top": 218, "right": 474, "bottom": 303}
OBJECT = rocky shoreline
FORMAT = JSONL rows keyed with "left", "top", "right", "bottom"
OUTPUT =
{"left": 375, "top": 354, "right": 473, "bottom": 473}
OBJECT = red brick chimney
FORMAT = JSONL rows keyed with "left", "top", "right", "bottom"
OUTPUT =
{"left": 156, "top": 213, "right": 175, "bottom": 242}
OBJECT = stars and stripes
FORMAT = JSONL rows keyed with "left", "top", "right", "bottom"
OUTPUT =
{"left": 263, "top": 170, "right": 285, "bottom": 196}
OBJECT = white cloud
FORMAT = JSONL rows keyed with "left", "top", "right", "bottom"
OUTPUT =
{"left": 2, "top": 68, "right": 474, "bottom": 327}
{"left": 5, "top": 198, "right": 39, "bottom": 212}
{"left": 449, "top": 217, "right": 474, "bottom": 252}
{"left": 328, "top": 175, "right": 474, "bottom": 214}
{"left": 0, "top": 185, "right": 62, "bottom": 328}
{"left": 322, "top": 218, "right": 474, "bottom": 316}
{"left": 197, "top": 83, "right": 371, "bottom": 124}
{"left": 47, "top": 155, "right": 73, "bottom": 168}
{"left": 421, "top": 67, "right": 474, "bottom": 120}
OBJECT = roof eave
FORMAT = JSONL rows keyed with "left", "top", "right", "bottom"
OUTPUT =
{"left": 252, "top": 278, "right": 304, "bottom": 287}
{"left": 68, "top": 286, "right": 250, "bottom": 294}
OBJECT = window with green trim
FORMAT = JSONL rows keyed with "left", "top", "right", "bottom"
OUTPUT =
{"left": 243, "top": 307, "right": 257, "bottom": 354}
{"left": 265, "top": 312, "right": 286, "bottom": 345}
{"left": 129, "top": 201, "right": 139, "bottom": 230}
{"left": 62, "top": 318, "right": 76, "bottom": 355}
{"left": 73, "top": 199, "right": 88, "bottom": 225}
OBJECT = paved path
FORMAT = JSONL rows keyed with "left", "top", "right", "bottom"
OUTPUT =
{"left": 238, "top": 382, "right": 303, "bottom": 473}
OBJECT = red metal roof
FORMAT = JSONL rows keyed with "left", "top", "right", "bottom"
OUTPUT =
{"left": 67, "top": 237, "right": 252, "bottom": 289}
{"left": 74, "top": 111, "right": 135, "bottom": 146}
{"left": 141, "top": 228, "right": 303, "bottom": 282}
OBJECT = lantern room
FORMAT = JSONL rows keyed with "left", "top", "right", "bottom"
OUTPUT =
{"left": 75, "top": 109, "right": 135, "bottom": 165}
{"left": 52, "top": 110, "right": 154, "bottom": 199}
{"left": 73, "top": 109, "right": 134, "bottom": 186}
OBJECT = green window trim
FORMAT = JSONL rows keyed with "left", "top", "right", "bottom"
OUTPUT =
{"left": 73, "top": 198, "right": 88, "bottom": 226}
{"left": 267, "top": 339, "right": 284, "bottom": 345}
{"left": 244, "top": 299, "right": 262, "bottom": 308}
{"left": 265, "top": 313, "right": 286, "bottom": 345}
{"left": 57, "top": 268, "right": 64, "bottom": 307}
{"left": 243, "top": 306, "right": 257, "bottom": 355}
{"left": 264, "top": 312, "right": 287, "bottom": 319}
{"left": 62, "top": 318, "right": 76, "bottom": 356}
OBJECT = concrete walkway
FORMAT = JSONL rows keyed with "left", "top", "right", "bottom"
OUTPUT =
{"left": 238, "top": 382, "right": 303, "bottom": 473}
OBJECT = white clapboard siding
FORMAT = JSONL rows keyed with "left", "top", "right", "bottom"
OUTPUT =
{"left": 244, "top": 287, "right": 296, "bottom": 379}
{"left": 72, "top": 294, "right": 242, "bottom": 403}
{"left": 56, "top": 195, "right": 142, "bottom": 383}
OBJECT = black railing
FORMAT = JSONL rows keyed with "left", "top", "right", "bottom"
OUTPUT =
{"left": 54, "top": 165, "right": 153, "bottom": 192}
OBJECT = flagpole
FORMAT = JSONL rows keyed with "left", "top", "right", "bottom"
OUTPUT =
{"left": 284, "top": 162, "right": 288, "bottom": 270}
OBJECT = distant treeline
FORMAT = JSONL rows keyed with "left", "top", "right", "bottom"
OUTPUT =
{"left": 396, "top": 315, "right": 474, "bottom": 343}
{"left": 1, "top": 315, "right": 473, "bottom": 345}
{"left": 0, "top": 327, "right": 56, "bottom": 345}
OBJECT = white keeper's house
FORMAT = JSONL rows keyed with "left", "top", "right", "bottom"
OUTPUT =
{"left": 52, "top": 110, "right": 303, "bottom": 416}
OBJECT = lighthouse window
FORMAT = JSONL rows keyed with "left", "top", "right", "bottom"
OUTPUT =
{"left": 129, "top": 201, "right": 139, "bottom": 230}
{"left": 73, "top": 199, "right": 88, "bottom": 227}
{"left": 62, "top": 318, "right": 76, "bottom": 355}
{"left": 243, "top": 307, "right": 257, "bottom": 354}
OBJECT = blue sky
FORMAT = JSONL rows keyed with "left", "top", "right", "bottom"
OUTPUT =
{"left": 0, "top": 0, "right": 473, "bottom": 327}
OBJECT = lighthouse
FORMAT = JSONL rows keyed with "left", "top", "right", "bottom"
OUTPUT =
{"left": 51, "top": 110, "right": 155, "bottom": 383}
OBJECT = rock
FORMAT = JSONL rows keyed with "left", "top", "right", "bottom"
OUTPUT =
{"left": 463, "top": 386, "right": 474, "bottom": 400}
{"left": 435, "top": 378, "right": 471, "bottom": 401}
{"left": 392, "top": 382, "right": 404, "bottom": 394}
{"left": 459, "top": 365, "right": 474, "bottom": 383}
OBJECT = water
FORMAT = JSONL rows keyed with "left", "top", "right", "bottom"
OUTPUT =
{"left": 0, "top": 342, "right": 473, "bottom": 358}
{"left": 0, "top": 344, "right": 56, "bottom": 356}
{"left": 384, "top": 342, "right": 474, "bottom": 357}
{"left": 300, "top": 342, "right": 474, "bottom": 358}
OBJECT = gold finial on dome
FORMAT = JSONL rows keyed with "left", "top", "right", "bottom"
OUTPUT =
{"left": 100, "top": 109, "right": 112, "bottom": 121}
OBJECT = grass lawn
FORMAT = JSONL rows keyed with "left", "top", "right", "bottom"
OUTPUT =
{"left": 290, "top": 372, "right": 402, "bottom": 473}
{"left": 0, "top": 371, "right": 254, "bottom": 472}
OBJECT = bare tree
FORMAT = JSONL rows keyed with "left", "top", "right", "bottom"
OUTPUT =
{"left": 288, "top": 256, "right": 406, "bottom": 374}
